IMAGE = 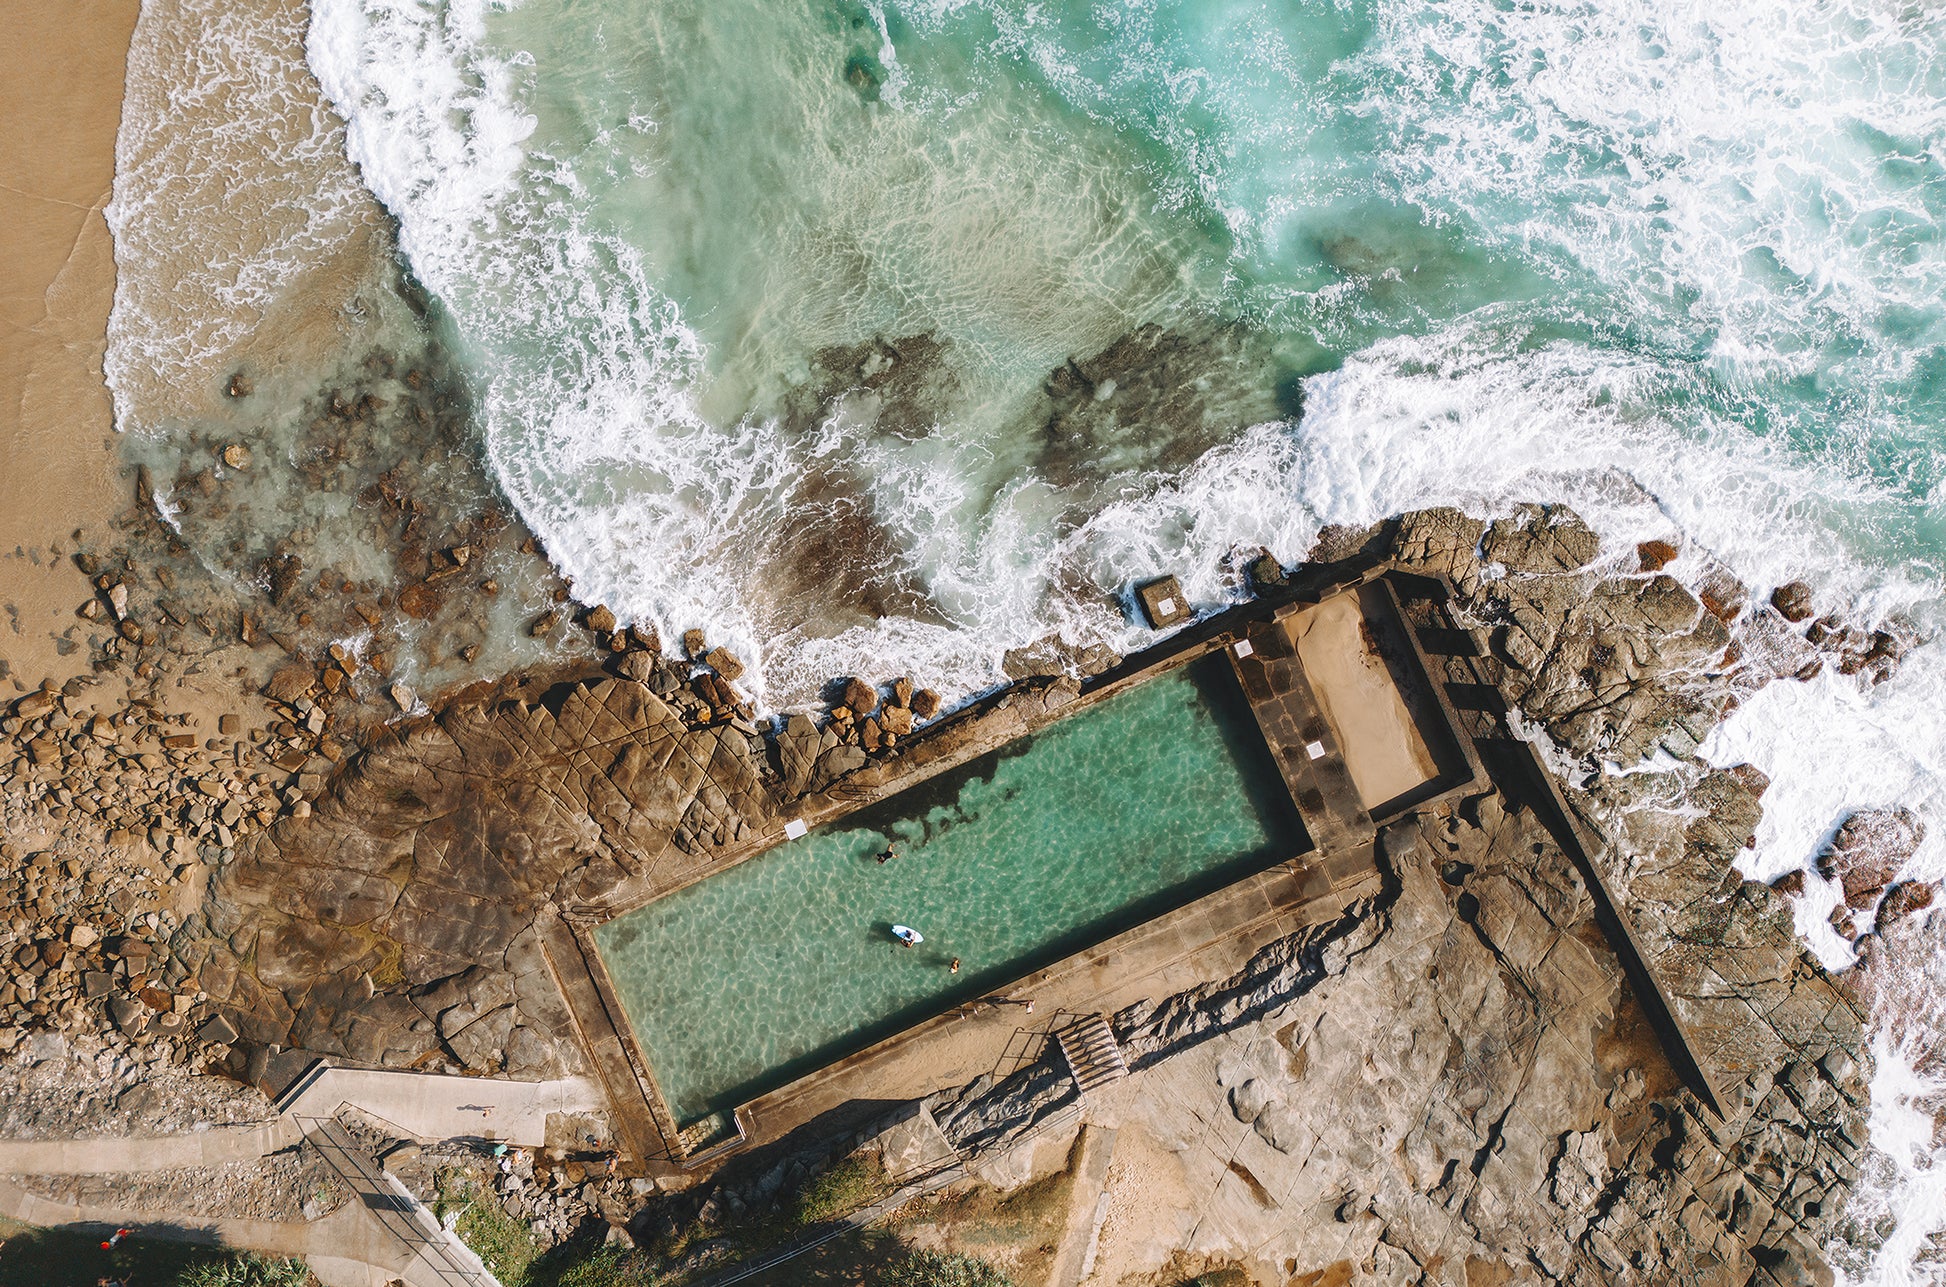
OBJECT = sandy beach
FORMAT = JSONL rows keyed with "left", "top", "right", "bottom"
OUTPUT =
{"left": 0, "top": 0, "right": 140, "bottom": 693}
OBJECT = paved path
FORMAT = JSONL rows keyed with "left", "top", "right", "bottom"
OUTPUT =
{"left": 280, "top": 1066, "right": 605, "bottom": 1148}
{"left": 0, "top": 1120, "right": 300, "bottom": 1175}
{"left": 0, "top": 1061, "right": 594, "bottom": 1287}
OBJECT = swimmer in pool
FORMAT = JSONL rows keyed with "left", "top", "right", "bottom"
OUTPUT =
{"left": 950, "top": 958, "right": 961, "bottom": 973}
{"left": 877, "top": 844, "right": 898, "bottom": 864}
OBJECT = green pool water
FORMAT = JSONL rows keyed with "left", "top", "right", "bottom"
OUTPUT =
{"left": 594, "top": 654, "right": 1306, "bottom": 1125}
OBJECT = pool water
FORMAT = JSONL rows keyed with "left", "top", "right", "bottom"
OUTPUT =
{"left": 595, "top": 654, "right": 1306, "bottom": 1125}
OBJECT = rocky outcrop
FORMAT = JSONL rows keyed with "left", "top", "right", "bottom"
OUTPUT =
{"left": 1818, "top": 808, "right": 1925, "bottom": 911}
{"left": 124, "top": 498, "right": 1878, "bottom": 1285}
{"left": 197, "top": 646, "right": 1017, "bottom": 1079}
{"left": 886, "top": 505, "right": 1874, "bottom": 1285}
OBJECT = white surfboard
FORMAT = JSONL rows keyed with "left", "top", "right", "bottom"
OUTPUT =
{"left": 892, "top": 925, "right": 924, "bottom": 945}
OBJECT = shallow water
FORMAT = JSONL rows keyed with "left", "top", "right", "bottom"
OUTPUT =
{"left": 595, "top": 655, "right": 1302, "bottom": 1124}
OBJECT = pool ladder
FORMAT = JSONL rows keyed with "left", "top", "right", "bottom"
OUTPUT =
{"left": 1055, "top": 1013, "right": 1128, "bottom": 1096}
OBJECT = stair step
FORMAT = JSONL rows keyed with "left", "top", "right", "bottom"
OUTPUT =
{"left": 1054, "top": 1014, "right": 1128, "bottom": 1098}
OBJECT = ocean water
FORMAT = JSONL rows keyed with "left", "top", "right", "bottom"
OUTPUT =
{"left": 103, "top": 0, "right": 1946, "bottom": 1278}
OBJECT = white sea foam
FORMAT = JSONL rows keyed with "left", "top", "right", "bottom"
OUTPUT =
{"left": 107, "top": 0, "right": 390, "bottom": 435}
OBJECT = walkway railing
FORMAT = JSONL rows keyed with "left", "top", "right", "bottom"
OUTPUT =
{"left": 297, "top": 1115, "right": 504, "bottom": 1287}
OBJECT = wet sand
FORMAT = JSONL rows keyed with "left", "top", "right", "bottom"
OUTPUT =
{"left": 0, "top": 0, "right": 141, "bottom": 692}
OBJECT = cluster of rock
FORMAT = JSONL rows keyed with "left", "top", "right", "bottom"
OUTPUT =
{"left": 0, "top": 1035, "right": 267, "bottom": 1140}
{"left": 1766, "top": 581, "right": 1913, "bottom": 685}
{"left": 115, "top": 341, "right": 586, "bottom": 711}
{"left": 0, "top": 719, "right": 260, "bottom": 1076}
{"left": 377, "top": 1128, "right": 652, "bottom": 1253}
{"left": 188, "top": 623, "right": 974, "bottom": 1081}
{"left": 1802, "top": 808, "right": 1934, "bottom": 945}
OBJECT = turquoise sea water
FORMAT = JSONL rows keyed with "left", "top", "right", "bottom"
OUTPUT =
{"left": 593, "top": 655, "right": 1302, "bottom": 1124}
{"left": 309, "top": 0, "right": 1946, "bottom": 711}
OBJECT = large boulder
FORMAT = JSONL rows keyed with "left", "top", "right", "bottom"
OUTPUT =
{"left": 1771, "top": 581, "right": 1816, "bottom": 623}
{"left": 1817, "top": 808, "right": 1924, "bottom": 909}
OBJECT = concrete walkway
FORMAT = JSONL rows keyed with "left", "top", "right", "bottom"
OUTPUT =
{"left": 280, "top": 1066, "right": 604, "bottom": 1148}
{"left": 1048, "top": 1124, "right": 1118, "bottom": 1287}
{"left": 0, "top": 1119, "right": 301, "bottom": 1175}
{"left": 0, "top": 1061, "right": 598, "bottom": 1287}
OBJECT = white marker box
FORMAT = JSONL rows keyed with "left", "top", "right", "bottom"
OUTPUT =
{"left": 783, "top": 818, "right": 808, "bottom": 839}
{"left": 1232, "top": 639, "right": 1254, "bottom": 658}
{"left": 1305, "top": 740, "right": 1327, "bottom": 760}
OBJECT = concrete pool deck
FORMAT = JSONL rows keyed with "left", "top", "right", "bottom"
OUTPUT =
{"left": 539, "top": 567, "right": 1485, "bottom": 1169}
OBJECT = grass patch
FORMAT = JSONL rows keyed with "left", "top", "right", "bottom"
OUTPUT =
{"left": 791, "top": 1154, "right": 894, "bottom": 1228}
{"left": 880, "top": 1248, "right": 1015, "bottom": 1287}
{"left": 734, "top": 1229, "right": 1013, "bottom": 1287}
{"left": 522, "top": 1240, "right": 667, "bottom": 1287}
{"left": 0, "top": 1220, "right": 312, "bottom": 1287}
{"left": 1177, "top": 1271, "right": 1252, "bottom": 1287}
{"left": 434, "top": 1169, "right": 544, "bottom": 1285}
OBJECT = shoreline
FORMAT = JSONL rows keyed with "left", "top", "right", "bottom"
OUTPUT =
{"left": 0, "top": 0, "right": 141, "bottom": 697}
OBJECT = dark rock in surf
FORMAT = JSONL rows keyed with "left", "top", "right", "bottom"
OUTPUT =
{"left": 1771, "top": 581, "right": 1815, "bottom": 623}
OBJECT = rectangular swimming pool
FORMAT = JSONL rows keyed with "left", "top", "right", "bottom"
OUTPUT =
{"left": 594, "top": 653, "right": 1308, "bottom": 1126}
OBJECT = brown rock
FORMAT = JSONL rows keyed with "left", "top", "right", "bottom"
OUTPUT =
{"left": 529, "top": 610, "right": 560, "bottom": 638}
{"left": 1818, "top": 807, "right": 1924, "bottom": 908}
{"left": 221, "top": 444, "right": 252, "bottom": 470}
{"left": 1770, "top": 870, "right": 1806, "bottom": 896}
{"left": 910, "top": 689, "right": 941, "bottom": 720}
{"left": 1876, "top": 881, "right": 1936, "bottom": 933}
{"left": 890, "top": 677, "right": 914, "bottom": 708}
{"left": 263, "top": 665, "right": 316, "bottom": 704}
{"left": 1636, "top": 539, "right": 1679, "bottom": 572}
{"left": 226, "top": 372, "right": 253, "bottom": 398}
{"left": 263, "top": 552, "right": 303, "bottom": 605}
{"left": 840, "top": 677, "right": 878, "bottom": 717}
{"left": 882, "top": 704, "right": 913, "bottom": 737}
{"left": 705, "top": 647, "right": 746, "bottom": 683}
{"left": 1247, "top": 551, "right": 1287, "bottom": 590}
{"left": 585, "top": 605, "right": 617, "bottom": 634}
{"left": 397, "top": 582, "right": 440, "bottom": 619}
{"left": 682, "top": 628, "right": 707, "bottom": 658}
{"left": 1771, "top": 581, "right": 1815, "bottom": 623}
{"left": 219, "top": 714, "right": 240, "bottom": 736}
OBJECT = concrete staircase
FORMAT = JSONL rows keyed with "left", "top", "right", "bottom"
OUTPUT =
{"left": 1055, "top": 1014, "right": 1128, "bottom": 1096}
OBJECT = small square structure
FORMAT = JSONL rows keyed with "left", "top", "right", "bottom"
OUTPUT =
{"left": 783, "top": 818, "right": 808, "bottom": 839}
{"left": 1305, "top": 740, "right": 1327, "bottom": 760}
{"left": 1136, "top": 576, "right": 1192, "bottom": 629}
{"left": 1232, "top": 639, "right": 1254, "bottom": 659}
